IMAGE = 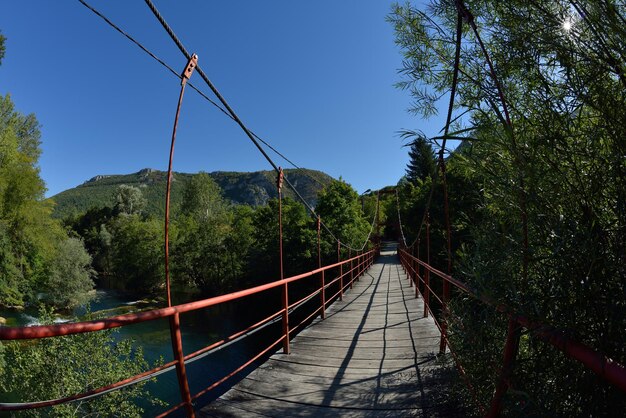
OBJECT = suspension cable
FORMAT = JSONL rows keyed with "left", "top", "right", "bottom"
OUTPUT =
{"left": 456, "top": 0, "right": 529, "bottom": 283}
{"left": 79, "top": 0, "right": 375, "bottom": 253}
{"left": 142, "top": 0, "right": 379, "bottom": 252}
{"left": 143, "top": 0, "right": 279, "bottom": 172}
{"left": 356, "top": 191, "right": 381, "bottom": 251}
{"left": 76, "top": 0, "right": 324, "bottom": 188}
{"left": 395, "top": 189, "right": 408, "bottom": 247}
{"left": 80, "top": 0, "right": 378, "bottom": 254}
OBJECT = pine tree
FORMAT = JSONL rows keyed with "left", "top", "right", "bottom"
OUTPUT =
{"left": 405, "top": 136, "right": 436, "bottom": 185}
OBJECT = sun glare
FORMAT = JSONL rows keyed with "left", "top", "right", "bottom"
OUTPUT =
{"left": 563, "top": 17, "right": 572, "bottom": 32}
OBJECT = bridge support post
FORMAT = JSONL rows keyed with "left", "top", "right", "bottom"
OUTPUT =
{"left": 169, "top": 313, "right": 195, "bottom": 418}
{"left": 363, "top": 251, "right": 366, "bottom": 275}
{"left": 361, "top": 251, "right": 365, "bottom": 276}
{"left": 424, "top": 212, "right": 430, "bottom": 318}
{"left": 409, "top": 245, "right": 414, "bottom": 288}
{"left": 349, "top": 248, "right": 353, "bottom": 289}
{"left": 338, "top": 241, "right": 343, "bottom": 301}
{"left": 321, "top": 270, "right": 326, "bottom": 319}
{"left": 281, "top": 283, "right": 290, "bottom": 354}
{"left": 162, "top": 54, "right": 198, "bottom": 418}
{"left": 277, "top": 169, "right": 290, "bottom": 354}
{"left": 317, "top": 217, "right": 325, "bottom": 320}
{"left": 416, "top": 238, "right": 421, "bottom": 299}
{"left": 410, "top": 244, "right": 417, "bottom": 291}
{"left": 487, "top": 318, "right": 522, "bottom": 417}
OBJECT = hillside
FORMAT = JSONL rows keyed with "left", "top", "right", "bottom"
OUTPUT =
{"left": 50, "top": 168, "right": 334, "bottom": 219}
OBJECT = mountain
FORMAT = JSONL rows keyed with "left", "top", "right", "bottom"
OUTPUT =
{"left": 49, "top": 168, "right": 334, "bottom": 219}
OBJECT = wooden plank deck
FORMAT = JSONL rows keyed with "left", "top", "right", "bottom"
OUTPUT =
{"left": 200, "top": 245, "right": 458, "bottom": 417}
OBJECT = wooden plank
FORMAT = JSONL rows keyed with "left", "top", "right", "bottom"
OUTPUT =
{"left": 200, "top": 245, "right": 458, "bottom": 417}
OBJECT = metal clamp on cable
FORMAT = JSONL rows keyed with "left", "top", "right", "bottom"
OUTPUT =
{"left": 181, "top": 54, "right": 198, "bottom": 86}
{"left": 276, "top": 167, "right": 284, "bottom": 192}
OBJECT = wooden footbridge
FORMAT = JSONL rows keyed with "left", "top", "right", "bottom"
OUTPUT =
{"left": 3, "top": 1, "right": 626, "bottom": 416}
{"left": 201, "top": 244, "right": 455, "bottom": 417}
{"left": 0, "top": 242, "right": 463, "bottom": 417}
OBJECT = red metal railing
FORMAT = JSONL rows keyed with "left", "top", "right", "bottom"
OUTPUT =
{"left": 397, "top": 245, "right": 626, "bottom": 416}
{"left": 0, "top": 248, "right": 377, "bottom": 416}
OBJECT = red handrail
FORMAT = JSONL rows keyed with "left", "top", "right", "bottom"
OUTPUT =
{"left": 397, "top": 246, "right": 626, "bottom": 397}
{"left": 0, "top": 248, "right": 378, "bottom": 414}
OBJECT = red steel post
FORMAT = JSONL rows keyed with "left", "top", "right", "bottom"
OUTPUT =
{"left": 412, "top": 244, "right": 419, "bottom": 296}
{"left": 487, "top": 318, "right": 522, "bottom": 417}
{"left": 338, "top": 241, "right": 343, "bottom": 300}
{"left": 409, "top": 244, "right": 415, "bottom": 287}
{"left": 169, "top": 313, "right": 195, "bottom": 417}
{"left": 361, "top": 250, "right": 364, "bottom": 277}
{"left": 440, "top": 155, "right": 452, "bottom": 354}
{"left": 277, "top": 169, "right": 289, "bottom": 354}
{"left": 424, "top": 212, "right": 431, "bottom": 318}
{"left": 349, "top": 248, "right": 353, "bottom": 289}
{"left": 416, "top": 237, "right": 421, "bottom": 298}
{"left": 361, "top": 251, "right": 364, "bottom": 278}
{"left": 317, "top": 216, "right": 325, "bottom": 319}
{"left": 360, "top": 251, "right": 364, "bottom": 277}
{"left": 164, "top": 54, "right": 198, "bottom": 418}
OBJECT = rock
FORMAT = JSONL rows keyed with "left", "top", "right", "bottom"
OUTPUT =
{"left": 85, "top": 174, "right": 111, "bottom": 184}
{"left": 0, "top": 316, "right": 7, "bottom": 325}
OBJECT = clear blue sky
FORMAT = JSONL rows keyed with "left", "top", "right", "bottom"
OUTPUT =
{"left": 0, "top": 0, "right": 444, "bottom": 197}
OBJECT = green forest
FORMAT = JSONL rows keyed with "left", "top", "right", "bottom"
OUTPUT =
{"left": 391, "top": 0, "right": 625, "bottom": 416}
{"left": 50, "top": 167, "right": 333, "bottom": 220}
{"left": 0, "top": 86, "right": 377, "bottom": 415}
{"left": 2, "top": 0, "right": 626, "bottom": 415}
{"left": 0, "top": 32, "right": 377, "bottom": 415}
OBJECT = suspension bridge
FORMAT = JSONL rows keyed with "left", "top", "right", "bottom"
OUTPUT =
{"left": 1, "top": 1, "right": 626, "bottom": 417}
{"left": 201, "top": 243, "right": 455, "bottom": 417}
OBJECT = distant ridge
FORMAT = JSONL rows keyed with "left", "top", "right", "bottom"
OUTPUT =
{"left": 50, "top": 168, "right": 333, "bottom": 219}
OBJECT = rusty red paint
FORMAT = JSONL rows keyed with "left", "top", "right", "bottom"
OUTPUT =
{"left": 398, "top": 247, "right": 626, "bottom": 396}
{"left": 487, "top": 318, "right": 522, "bottom": 417}
{"left": 163, "top": 55, "right": 198, "bottom": 418}
{"left": 424, "top": 212, "right": 431, "bottom": 318}
{"left": 277, "top": 168, "right": 289, "bottom": 355}
{"left": 1, "top": 249, "right": 377, "bottom": 414}
{"left": 338, "top": 240, "right": 343, "bottom": 300}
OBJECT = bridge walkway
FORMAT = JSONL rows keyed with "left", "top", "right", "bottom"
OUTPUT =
{"left": 200, "top": 245, "right": 459, "bottom": 417}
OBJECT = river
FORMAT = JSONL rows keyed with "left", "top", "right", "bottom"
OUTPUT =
{"left": 0, "top": 287, "right": 299, "bottom": 416}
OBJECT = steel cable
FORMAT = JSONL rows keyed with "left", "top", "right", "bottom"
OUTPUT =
{"left": 142, "top": 0, "right": 378, "bottom": 252}
{"left": 79, "top": 0, "right": 377, "bottom": 263}
{"left": 77, "top": 0, "right": 325, "bottom": 188}
{"left": 78, "top": 0, "right": 367, "bottom": 252}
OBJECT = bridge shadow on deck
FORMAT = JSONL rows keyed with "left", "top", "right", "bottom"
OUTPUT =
{"left": 200, "top": 244, "right": 462, "bottom": 417}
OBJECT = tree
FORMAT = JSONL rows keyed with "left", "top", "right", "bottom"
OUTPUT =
{"left": 110, "top": 215, "right": 164, "bottom": 293}
{"left": 249, "top": 197, "right": 316, "bottom": 280}
{"left": 223, "top": 205, "right": 255, "bottom": 286}
{"left": 404, "top": 133, "right": 436, "bottom": 185}
{"left": 115, "top": 185, "right": 146, "bottom": 216}
{"left": 0, "top": 222, "right": 22, "bottom": 306}
{"left": 64, "top": 206, "right": 116, "bottom": 277}
{"left": 179, "top": 172, "right": 226, "bottom": 221}
{"left": 315, "top": 180, "right": 371, "bottom": 251}
{"left": 0, "top": 31, "right": 5, "bottom": 65}
{"left": 173, "top": 173, "right": 232, "bottom": 294}
{"left": 44, "top": 237, "right": 95, "bottom": 310}
{"left": 1, "top": 308, "right": 164, "bottom": 417}
{"left": 0, "top": 94, "right": 73, "bottom": 308}
{"left": 390, "top": 1, "right": 626, "bottom": 414}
